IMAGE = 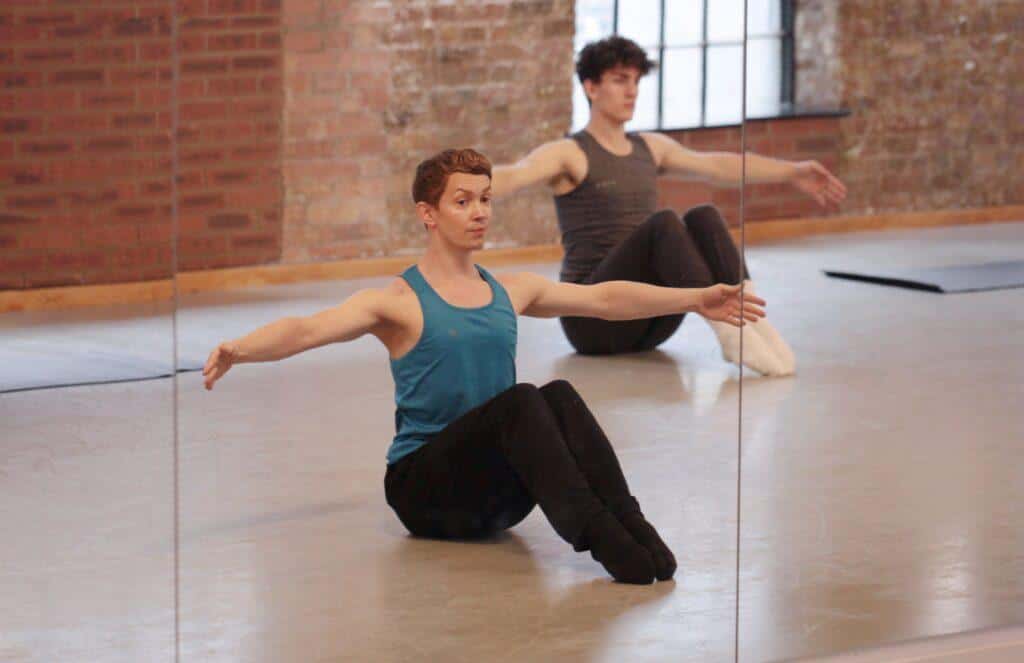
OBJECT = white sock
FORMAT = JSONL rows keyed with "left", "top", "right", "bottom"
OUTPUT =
{"left": 743, "top": 281, "right": 796, "bottom": 376}
{"left": 707, "top": 319, "right": 787, "bottom": 377}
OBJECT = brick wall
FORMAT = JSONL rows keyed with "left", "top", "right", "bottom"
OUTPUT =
{"left": 794, "top": 0, "right": 839, "bottom": 110}
{"left": 385, "top": 0, "right": 573, "bottom": 254}
{"left": 280, "top": 0, "right": 392, "bottom": 263}
{"left": 657, "top": 116, "right": 843, "bottom": 227}
{"left": 677, "top": 0, "right": 1024, "bottom": 226}
{"left": 0, "top": 0, "right": 284, "bottom": 289}
{"left": 4, "top": 1, "right": 1020, "bottom": 291}
{"left": 281, "top": 0, "right": 573, "bottom": 263}
{"left": 176, "top": 0, "right": 284, "bottom": 271}
{"left": 797, "top": 0, "right": 1024, "bottom": 214}
{"left": 1, "top": 0, "right": 176, "bottom": 290}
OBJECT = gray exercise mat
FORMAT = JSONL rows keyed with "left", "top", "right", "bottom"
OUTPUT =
{"left": 824, "top": 260, "right": 1024, "bottom": 293}
{"left": 0, "top": 352, "right": 204, "bottom": 393}
{"left": 0, "top": 304, "right": 204, "bottom": 394}
{"left": 1, "top": 285, "right": 338, "bottom": 394}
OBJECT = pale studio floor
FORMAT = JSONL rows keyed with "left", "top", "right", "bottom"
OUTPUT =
{"left": 1, "top": 223, "right": 1022, "bottom": 663}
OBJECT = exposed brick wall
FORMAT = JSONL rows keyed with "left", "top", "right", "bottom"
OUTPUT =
{"left": 280, "top": 0, "right": 393, "bottom": 263}
{"left": 5, "top": 1, "right": 1019, "bottom": 291}
{"left": 282, "top": 0, "right": 572, "bottom": 263}
{"left": 175, "top": 0, "right": 283, "bottom": 271}
{"left": 658, "top": 117, "right": 844, "bottom": 227}
{"left": 797, "top": 0, "right": 1024, "bottom": 214}
{"left": 0, "top": 0, "right": 284, "bottom": 290}
{"left": 1, "top": 0, "right": 175, "bottom": 290}
{"left": 385, "top": 0, "right": 573, "bottom": 254}
{"left": 794, "top": 0, "right": 840, "bottom": 109}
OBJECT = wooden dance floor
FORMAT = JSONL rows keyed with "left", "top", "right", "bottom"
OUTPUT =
{"left": 2, "top": 223, "right": 1022, "bottom": 662}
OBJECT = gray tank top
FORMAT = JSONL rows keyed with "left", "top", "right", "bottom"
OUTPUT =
{"left": 553, "top": 130, "right": 659, "bottom": 283}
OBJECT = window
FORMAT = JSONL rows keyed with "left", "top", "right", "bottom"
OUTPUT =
{"left": 572, "top": 0, "right": 794, "bottom": 131}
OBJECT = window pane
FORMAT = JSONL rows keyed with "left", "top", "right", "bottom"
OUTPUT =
{"left": 705, "top": 44, "right": 743, "bottom": 125}
{"left": 707, "top": 0, "right": 744, "bottom": 42}
{"left": 575, "top": 0, "right": 614, "bottom": 52}
{"left": 662, "top": 47, "right": 703, "bottom": 128}
{"left": 664, "top": 0, "right": 704, "bottom": 46}
{"left": 745, "top": 37, "right": 782, "bottom": 119}
{"left": 626, "top": 49, "right": 660, "bottom": 131}
{"left": 573, "top": 0, "right": 614, "bottom": 132}
{"left": 572, "top": 76, "right": 590, "bottom": 132}
{"left": 747, "top": 0, "right": 782, "bottom": 36}
{"left": 617, "top": 0, "right": 661, "bottom": 48}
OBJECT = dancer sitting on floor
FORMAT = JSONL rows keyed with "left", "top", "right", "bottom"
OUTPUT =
{"left": 492, "top": 36, "right": 846, "bottom": 375}
{"left": 202, "top": 148, "right": 766, "bottom": 585}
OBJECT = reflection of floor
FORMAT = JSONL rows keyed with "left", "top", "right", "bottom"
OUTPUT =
{"left": 0, "top": 222, "right": 1020, "bottom": 662}
{"left": 0, "top": 301, "right": 182, "bottom": 393}
{"left": 735, "top": 223, "right": 1024, "bottom": 661}
{"left": 0, "top": 380, "right": 176, "bottom": 663}
{"left": 795, "top": 624, "right": 1024, "bottom": 662}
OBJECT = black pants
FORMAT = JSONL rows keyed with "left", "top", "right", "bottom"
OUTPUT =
{"left": 560, "top": 205, "right": 750, "bottom": 355}
{"left": 384, "top": 380, "right": 641, "bottom": 549}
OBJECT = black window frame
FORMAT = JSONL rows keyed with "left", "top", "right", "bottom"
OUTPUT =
{"left": 583, "top": 0, "right": 796, "bottom": 130}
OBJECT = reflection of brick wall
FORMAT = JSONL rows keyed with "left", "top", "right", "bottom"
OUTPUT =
{"left": 6, "top": 1, "right": 1018, "bottom": 291}
{"left": 798, "top": 0, "right": 1024, "bottom": 213}
{"left": 175, "top": 0, "right": 283, "bottom": 271}
{"left": 0, "top": 0, "right": 284, "bottom": 290}
{"left": 658, "top": 117, "right": 843, "bottom": 226}
{"left": 282, "top": 0, "right": 572, "bottom": 263}
{"left": 1, "top": 1, "right": 176, "bottom": 290}
{"left": 280, "top": 0, "right": 393, "bottom": 263}
{"left": 794, "top": 0, "right": 840, "bottom": 109}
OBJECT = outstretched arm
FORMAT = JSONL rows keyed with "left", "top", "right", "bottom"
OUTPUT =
{"left": 202, "top": 288, "right": 388, "bottom": 390}
{"left": 504, "top": 272, "right": 765, "bottom": 327}
{"left": 491, "top": 140, "right": 573, "bottom": 198}
{"left": 643, "top": 132, "right": 847, "bottom": 208}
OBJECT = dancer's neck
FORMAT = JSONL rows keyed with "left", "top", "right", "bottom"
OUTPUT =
{"left": 584, "top": 113, "right": 631, "bottom": 151}
{"left": 419, "top": 241, "right": 478, "bottom": 283}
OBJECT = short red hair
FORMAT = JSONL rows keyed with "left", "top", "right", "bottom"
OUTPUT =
{"left": 412, "top": 148, "right": 492, "bottom": 207}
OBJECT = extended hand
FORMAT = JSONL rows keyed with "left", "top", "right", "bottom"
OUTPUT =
{"left": 202, "top": 341, "right": 240, "bottom": 390}
{"left": 791, "top": 160, "right": 847, "bottom": 208}
{"left": 698, "top": 284, "right": 766, "bottom": 327}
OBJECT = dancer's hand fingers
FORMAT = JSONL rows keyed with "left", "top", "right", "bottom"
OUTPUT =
{"left": 741, "top": 292, "right": 766, "bottom": 307}
{"left": 742, "top": 304, "right": 766, "bottom": 319}
{"left": 203, "top": 348, "right": 219, "bottom": 375}
{"left": 735, "top": 300, "right": 765, "bottom": 319}
{"left": 205, "top": 364, "right": 226, "bottom": 390}
{"left": 826, "top": 172, "right": 847, "bottom": 197}
{"left": 720, "top": 282, "right": 742, "bottom": 297}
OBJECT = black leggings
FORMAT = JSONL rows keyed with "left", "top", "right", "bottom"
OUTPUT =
{"left": 560, "top": 204, "right": 750, "bottom": 355}
{"left": 384, "top": 380, "right": 641, "bottom": 549}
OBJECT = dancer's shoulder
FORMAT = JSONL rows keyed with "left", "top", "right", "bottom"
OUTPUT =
{"left": 636, "top": 131, "right": 669, "bottom": 160}
{"left": 375, "top": 277, "right": 418, "bottom": 311}
{"left": 525, "top": 137, "right": 585, "bottom": 166}
{"left": 341, "top": 278, "right": 416, "bottom": 319}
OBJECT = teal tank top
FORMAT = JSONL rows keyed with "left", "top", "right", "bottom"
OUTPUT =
{"left": 385, "top": 264, "right": 517, "bottom": 464}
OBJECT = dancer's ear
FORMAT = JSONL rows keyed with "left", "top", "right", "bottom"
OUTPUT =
{"left": 415, "top": 201, "right": 436, "bottom": 231}
{"left": 582, "top": 77, "right": 598, "bottom": 105}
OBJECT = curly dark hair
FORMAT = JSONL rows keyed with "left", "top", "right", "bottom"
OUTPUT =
{"left": 576, "top": 35, "right": 656, "bottom": 85}
{"left": 412, "top": 148, "right": 492, "bottom": 207}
